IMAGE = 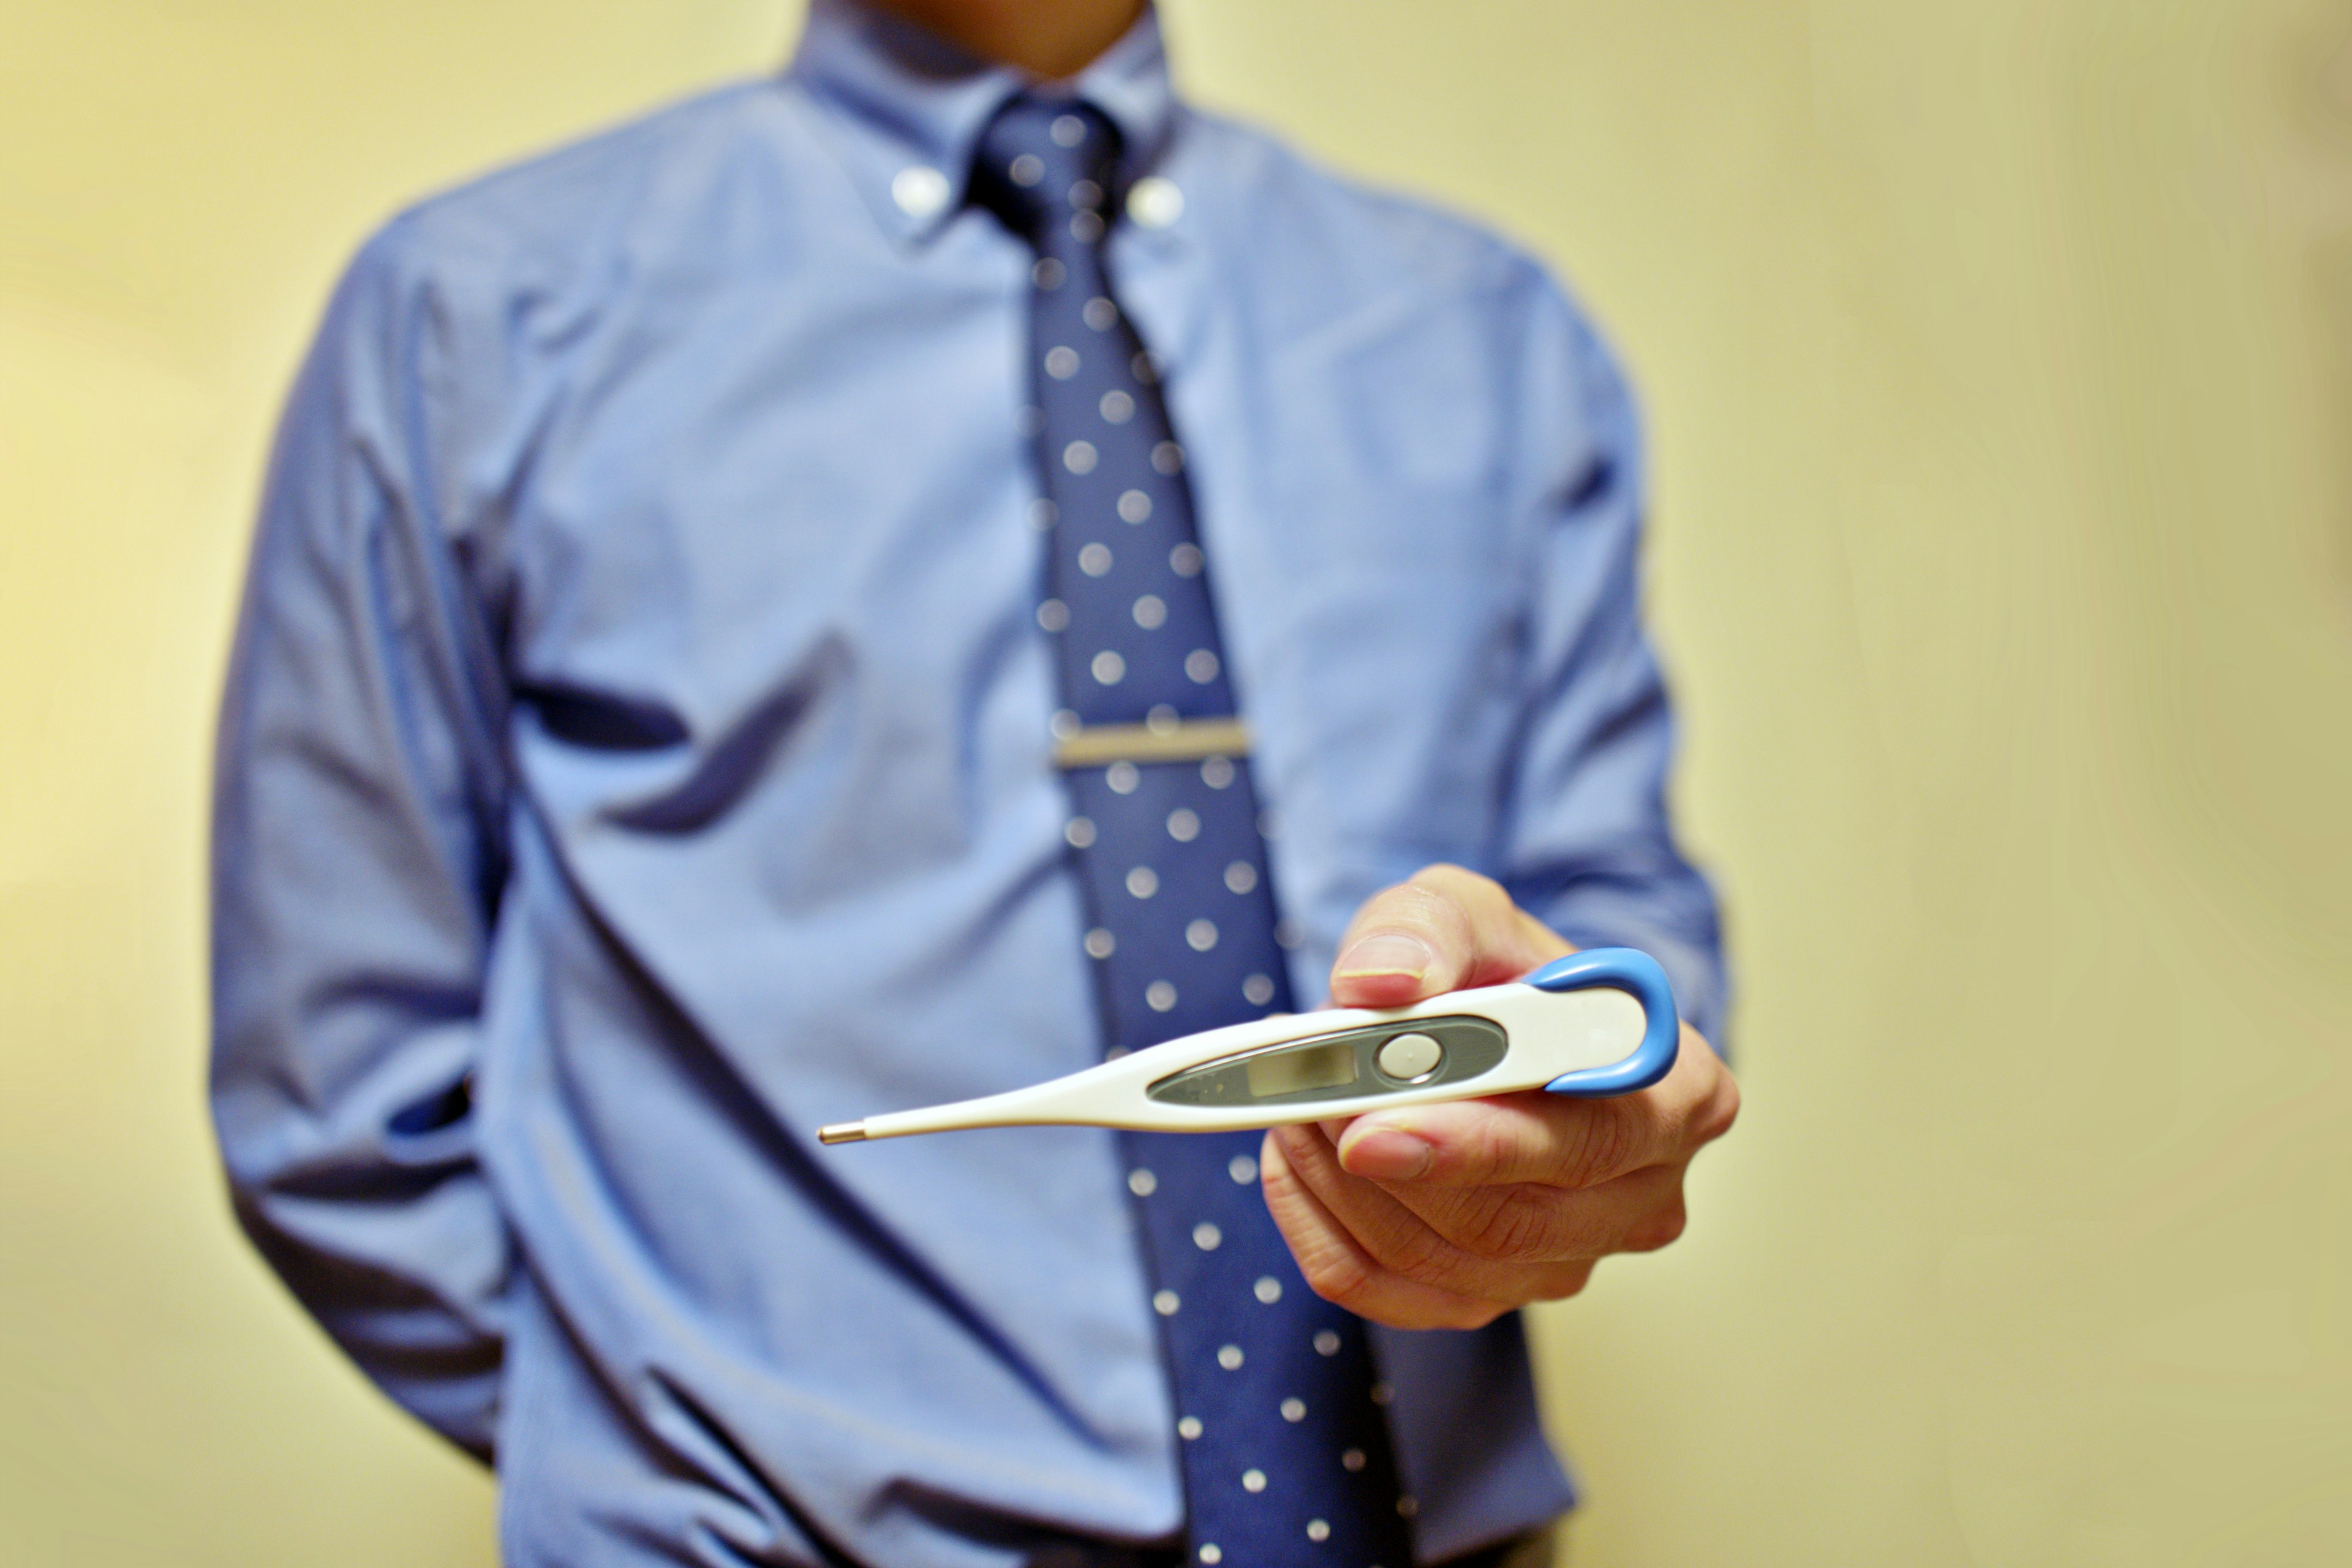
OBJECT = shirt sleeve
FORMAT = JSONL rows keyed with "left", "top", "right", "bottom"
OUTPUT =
{"left": 1494, "top": 267, "right": 1729, "bottom": 1047}
{"left": 209, "top": 222, "right": 515, "bottom": 1460}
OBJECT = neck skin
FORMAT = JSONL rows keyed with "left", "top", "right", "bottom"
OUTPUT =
{"left": 858, "top": 0, "right": 1146, "bottom": 80}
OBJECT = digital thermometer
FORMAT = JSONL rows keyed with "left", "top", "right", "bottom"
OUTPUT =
{"left": 817, "top": 948, "right": 1678, "bottom": 1144}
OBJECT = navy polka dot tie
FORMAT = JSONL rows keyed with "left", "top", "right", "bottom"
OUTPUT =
{"left": 972, "top": 96, "right": 1419, "bottom": 1568}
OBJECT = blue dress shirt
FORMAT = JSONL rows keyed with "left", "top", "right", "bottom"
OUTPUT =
{"left": 209, "top": 4, "right": 1726, "bottom": 1564}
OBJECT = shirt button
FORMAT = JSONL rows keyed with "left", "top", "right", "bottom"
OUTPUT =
{"left": 1128, "top": 175, "right": 1185, "bottom": 228}
{"left": 890, "top": 165, "right": 949, "bottom": 218}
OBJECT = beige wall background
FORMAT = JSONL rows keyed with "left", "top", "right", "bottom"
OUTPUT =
{"left": 4, "top": 1, "right": 2348, "bottom": 1562}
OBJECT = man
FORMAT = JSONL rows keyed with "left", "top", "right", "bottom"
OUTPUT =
{"left": 209, "top": 1, "right": 1736, "bottom": 1563}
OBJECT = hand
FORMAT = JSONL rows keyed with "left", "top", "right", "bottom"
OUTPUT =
{"left": 1258, "top": 865, "right": 1738, "bottom": 1330}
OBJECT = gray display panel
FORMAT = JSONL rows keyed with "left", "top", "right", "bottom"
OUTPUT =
{"left": 1147, "top": 1016, "right": 1509, "bottom": 1109}
{"left": 1245, "top": 1041, "right": 1359, "bottom": 1098}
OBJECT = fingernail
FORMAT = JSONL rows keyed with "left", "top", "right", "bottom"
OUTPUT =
{"left": 1343, "top": 1126, "right": 1433, "bottom": 1180}
{"left": 1333, "top": 933, "right": 1432, "bottom": 981}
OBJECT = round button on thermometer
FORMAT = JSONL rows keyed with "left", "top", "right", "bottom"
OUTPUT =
{"left": 1374, "top": 1031, "right": 1444, "bottom": 1083}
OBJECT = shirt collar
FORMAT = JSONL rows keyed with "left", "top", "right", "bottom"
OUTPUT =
{"left": 787, "top": 0, "right": 1178, "bottom": 244}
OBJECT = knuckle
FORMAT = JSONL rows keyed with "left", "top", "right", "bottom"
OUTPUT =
{"left": 1452, "top": 1187, "right": 1556, "bottom": 1262}
{"left": 1408, "top": 868, "right": 1472, "bottom": 902}
{"left": 1370, "top": 879, "right": 1446, "bottom": 925}
{"left": 1548, "top": 1262, "right": 1597, "bottom": 1300}
{"left": 1411, "top": 862, "right": 1498, "bottom": 900}
{"left": 1297, "top": 1243, "right": 1373, "bottom": 1307}
{"left": 1699, "top": 1074, "right": 1743, "bottom": 1144}
{"left": 1367, "top": 1216, "right": 1460, "bottom": 1285}
{"left": 1412, "top": 864, "right": 1515, "bottom": 927}
{"left": 1440, "top": 1111, "right": 1523, "bottom": 1186}
{"left": 1562, "top": 1107, "right": 1637, "bottom": 1188}
{"left": 1626, "top": 1197, "right": 1689, "bottom": 1254}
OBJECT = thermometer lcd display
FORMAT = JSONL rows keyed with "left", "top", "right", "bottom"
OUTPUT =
{"left": 1245, "top": 1041, "right": 1359, "bottom": 1098}
{"left": 1146, "top": 1016, "right": 1508, "bottom": 1109}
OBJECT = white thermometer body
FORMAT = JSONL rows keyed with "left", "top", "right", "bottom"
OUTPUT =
{"left": 818, "top": 948, "right": 1679, "bottom": 1144}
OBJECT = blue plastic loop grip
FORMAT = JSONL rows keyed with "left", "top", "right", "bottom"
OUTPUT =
{"left": 1522, "top": 947, "right": 1681, "bottom": 1097}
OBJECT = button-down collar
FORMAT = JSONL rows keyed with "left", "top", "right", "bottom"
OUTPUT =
{"left": 788, "top": 0, "right": 1179, "bottom": 245}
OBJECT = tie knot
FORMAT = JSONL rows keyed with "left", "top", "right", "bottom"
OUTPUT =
{"left": 971, "top": 96, "right": 1123, "bottom": 250}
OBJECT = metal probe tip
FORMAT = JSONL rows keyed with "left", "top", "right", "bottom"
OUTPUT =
{"left": 816, "top": 1121, "right": 868, "bottom": 1145}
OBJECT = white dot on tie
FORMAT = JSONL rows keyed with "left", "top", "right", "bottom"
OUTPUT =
{"left": 1031, "top": 497, "right": 1059, "bottom": 531}
{"left": 1147, "top": 704, "right": 1180, "bottom": 734}
{"left": 1085, "top": 296, "right": 1120, "bottom": 331}
{"left": 1092, "top": 649, "right": 1125, "bottom": 685}
{"left": 1037, "top": 598, "right": 1068, "bottom": 632}
{"left": 1065, "top": 816, "right": 1096, "bottom": 848}
{"left": 1065, "top": 439, "right": 1098, "bottom": 473}
{"left": 1071, "top": 209, "right": 1105, "bottom": 243}
{"left": 1185, "top": 649, "right": 1219, "bottom": 683}
{"left": 1241, "top": 1468, "right": 1267, "bottom": 1493}
{"left": 1153, "top": 1288, "right": 1180, "bottom": 1315}
{"left": 1341, "top": 1448, "right": 1367, "bottom": 1472}
{"left": 1255, "top": 1275, "right": 1283, "bottom": 1303}
{"left": 1129, "top": 1167, "right": 1158, "bottom": 1196}
{"left": 1019, "top": 405, "right": 1045, "bottom": 436}
{"left": 1050, "top": 113, "right": 1087, "bottom": 147}
{"left": 1276, "top": 918, "right": 1303, "bottom": 949}
{"left": 1396, "top": 1496, "right": 1419, "bottom": 1520}
{"left": 1133, "top": 594, "right": 1166, "bottom": 629}
{"left": 1050, "top": 707, "right": 1080, "bottom": 739}
{"left": 1217, "top": 1344, "right": 1244, "bottom": 1370}
{"left": 1133, "top": 350, "right": 1159, "bottom": 383}
{"left": 1069, "top": 178, "right": 1102, "bottom": 210}
{"left": 1224, "top": 861, "right": 1257, "bottom": 894}
{"left": 1185, "top": 916, "right": 1216, "bottom": 950}
{"left": 1198, "top": 1547, "right": 1221, "bottom": 1566}
{"left": 1178, "top": 1415, "right": 1203, "bottom": 1439}
{"left": 1084, "top": 926, "right": 1115, "bottom": 957}
{"left": 1104, "top": 1045, "right": 1129, "bottom": 1060}
{"left": 1152, "top": 440, "right": 1185, "bottom": 474}
{"left": 890, "top": 164, "right": 949, "bottom": 217}
{"left": 1107, "top": 760, "right": 1140, "bottom": 794}
{"left": 1118, "top": 489, "right": 1153, "bottom": 522}
{"left": 1009, "top": 153, "right": 1045, "bottom": 186}
{"left": 1033, "top": 256, "right": 1066, "bottom": 290}
{"left": 1193, "top": 1221, "right": 1222, "bottom": 1250}
{"left": 1370, "top": 1381, "right": 1396, "bottom": 1407}
{"left": 1169, "top": 809, "right": 1201, "bottom": 843}
{"left": 1280, "top": 1396, "right": 1305, "bottom": 1422}
{"left": 1100, "top": 390, "right": 1135, "bottom": 424}
{"left": 1231, "top": 1154, "right": 1260, "bottom": 1185}
{"left": 1313, "top": 1329, "right": 1342, "bottom": 1357}
{"left": 1201, "top": 756, "right": 1235, "bottom": 788}
{"left": 1243, "top": 973, "right": 1276, "bottom": 1006}
{"left": 1129, "top": 175, "right": 1185, "bottom": 228}
{"left": 1306, "top": 1520, "right": 1331, "bottom": 1543}
{"left": 1045, "top": 345, "right": 1080, "bottom": 379}
{"left": 1170, "top": 543, "right": 1204, "bottom": 577}
{"left": 1079, "top": 541, "right": 1112, "bottom": 576}
{"left": 1127, "top": 865, "right": 1159, "bottom": 898}
{"left": 1147, "top": 979, "right": 1177, "bottom": 1011}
